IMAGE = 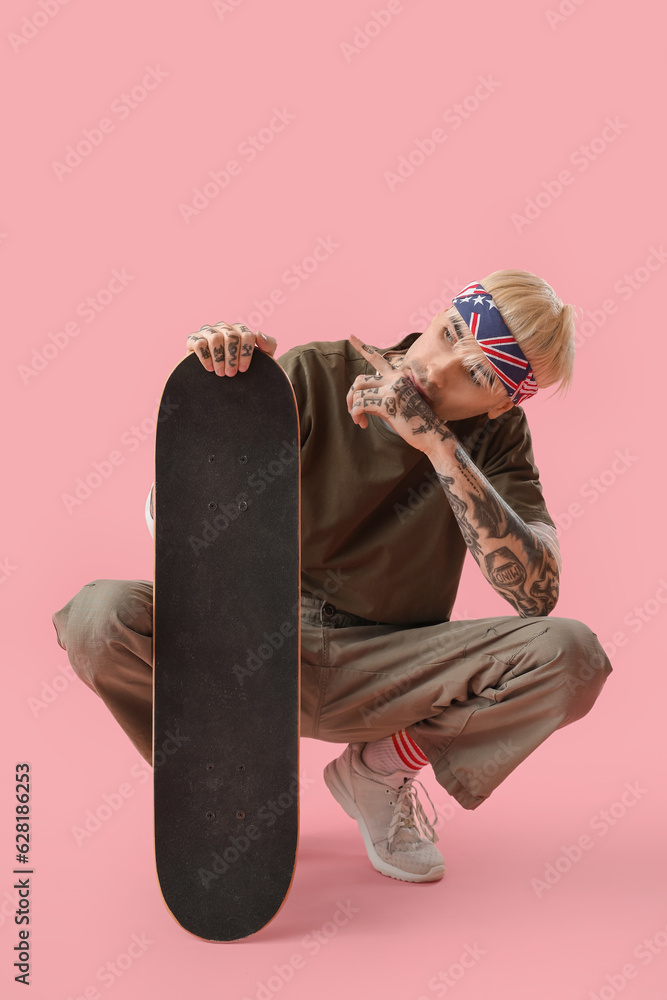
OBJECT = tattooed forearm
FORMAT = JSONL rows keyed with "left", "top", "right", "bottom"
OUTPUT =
{"left": 436, "top": 473, "right": 483, "bottom": 560}
{"left": 454, "top": 445, "right": 486, "bottom": 498}
{"left": 485, "top": 547, "right": 539, "bottom": 617}
{"left": 431, "top": 438, "right": 559, "bottom": 617}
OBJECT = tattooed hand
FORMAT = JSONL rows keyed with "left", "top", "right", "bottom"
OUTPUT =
{"left": 346, "top": 333, "right": 452, "bottom": 450}
{"left": 186, "top": 321, "right": 278, "bottom": 377}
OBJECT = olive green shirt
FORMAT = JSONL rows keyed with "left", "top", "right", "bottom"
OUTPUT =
{"left": 274, "top": 332, "right": 558, "bottom": 626}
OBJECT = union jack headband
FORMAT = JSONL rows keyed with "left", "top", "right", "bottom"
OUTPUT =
{"left": 451, "top": 281, "right": 538, "bottom": 405}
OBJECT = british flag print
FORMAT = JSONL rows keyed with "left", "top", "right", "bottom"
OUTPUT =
{"left": 451, "top": 281, "right": 538, "bottom": 405}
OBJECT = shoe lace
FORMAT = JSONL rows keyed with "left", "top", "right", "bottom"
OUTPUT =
{"left": 386, "top": 777, "right": 439, "bottom": 848}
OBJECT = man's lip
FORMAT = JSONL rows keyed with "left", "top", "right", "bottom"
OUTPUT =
{"left": 408, "top": 372, "right": 429, "bottom": 402}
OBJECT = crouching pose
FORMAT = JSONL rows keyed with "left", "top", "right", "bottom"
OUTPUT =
{"left": 52, "top": 270, "right": 612, "bottom": 884}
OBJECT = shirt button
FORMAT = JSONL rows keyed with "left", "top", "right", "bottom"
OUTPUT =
{"left": 322, "top": 603, "right": 335, "bottom": 617}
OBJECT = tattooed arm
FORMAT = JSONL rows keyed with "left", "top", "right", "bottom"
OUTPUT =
{"left": 424, "top": 434, "right": 560, "bottom": 617}
{"left": 346, "top": 336, "right": 559, "bottom": 617}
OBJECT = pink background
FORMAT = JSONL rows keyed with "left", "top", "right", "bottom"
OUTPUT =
{"left": 3, "top": 0, "right": 666, "bottom": 997}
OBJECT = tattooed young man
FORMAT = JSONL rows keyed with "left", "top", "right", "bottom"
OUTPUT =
{"left": 52, "top": 270, "right": 612, "bottom": 884}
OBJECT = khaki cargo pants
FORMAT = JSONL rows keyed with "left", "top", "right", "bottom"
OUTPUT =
{"left": 52, "top": 580, "right": 612, "bottom": 810}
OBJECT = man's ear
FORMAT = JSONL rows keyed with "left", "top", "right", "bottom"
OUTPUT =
{"left": 486, "top": 397, "right": 515, "bottom": 420}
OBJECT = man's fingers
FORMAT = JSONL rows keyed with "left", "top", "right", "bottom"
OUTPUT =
{"left": 348, "top": 384, "right": 385, "bottom": 430}
{"left": 348, "top": 333, "right": 394, "bottom": 375}
{"left": 186, "top": 322, "right": 277, "bottom": 375}
{"left": 254, "top": 329, "right": 278, "bottom": 357}
{"left": 207, "top": 323, "right": 230, "bottom": 376}
{"left": 186, "top": 329, "right": 215, "bottom": 371}
{"left": 229, "top": 324, "right": 278, "bottom": 371}
{"left": 237, "top": 326, "right": 256, "bottom": 373}
{"left": 199, "top": 322, "right": 245, "bottom": 376}
{"left": 223, "top": 326, "right": 242, "bottom": 377}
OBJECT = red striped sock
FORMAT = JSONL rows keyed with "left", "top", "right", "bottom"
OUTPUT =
{"left": 391, "top": 730, "right": 429, "bottom": 771}
{"left": 361, "top": 730, "right": 429, "bottom": 776}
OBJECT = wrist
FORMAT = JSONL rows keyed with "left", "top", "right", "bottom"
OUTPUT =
{"left": 420, "top": 423, "right": 457, "bottom": 464}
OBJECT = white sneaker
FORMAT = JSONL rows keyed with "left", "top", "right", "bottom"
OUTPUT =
{"left": 323, "top": 743, "right": 445, "bottom": 883}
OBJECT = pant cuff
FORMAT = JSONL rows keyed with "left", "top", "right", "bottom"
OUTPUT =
{"left": 408, "top": 730, "right": 488, "bottom": 811}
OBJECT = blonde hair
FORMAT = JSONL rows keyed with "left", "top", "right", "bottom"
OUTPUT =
{"left": 446, "top": 269, "right": 576, "bottom": 400}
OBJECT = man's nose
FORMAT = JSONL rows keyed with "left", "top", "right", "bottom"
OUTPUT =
{"left": 427, "top": 351, "right": 457, "bottom": 385}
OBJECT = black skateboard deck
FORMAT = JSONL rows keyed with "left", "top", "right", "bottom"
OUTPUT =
{"left": 153, "top": 349, "right": 300, "bottom": 941}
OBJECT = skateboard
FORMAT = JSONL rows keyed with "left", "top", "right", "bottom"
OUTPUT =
{"left": 153, "top": 349, "right": 300, "bottom": 942}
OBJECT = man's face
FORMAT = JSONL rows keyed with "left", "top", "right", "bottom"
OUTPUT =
{"left": 396, "top": 311, "right": 515, "bottom": 423}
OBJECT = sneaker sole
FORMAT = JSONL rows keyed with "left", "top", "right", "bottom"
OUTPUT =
{"left": 323, "top": 759, "right": 446, "bottom": 884}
